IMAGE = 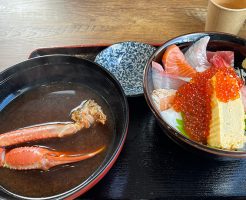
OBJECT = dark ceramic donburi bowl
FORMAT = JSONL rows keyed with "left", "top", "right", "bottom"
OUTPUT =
{"left": 143, "top": 32, "right": 246, "bottom": 159}
{"left": 0, "top": 55, "right": 129, "bottom": 199}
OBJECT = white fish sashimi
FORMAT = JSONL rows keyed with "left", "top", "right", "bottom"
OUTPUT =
{"left": 152, "top": 61, "right": 188, "bottom": 90}
{"left": 160, "top": 108, "right": 182, "bottom": 131}
{"left": 152, "top": 61, "right": 164, "bottom": 72}
{"left": 185, "top": 36, "right": 211, "bottom": 72}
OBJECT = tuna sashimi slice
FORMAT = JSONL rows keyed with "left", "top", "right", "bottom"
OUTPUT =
{"left": 184, "top": 36, "right": 210, "bottom": 72}
{"left": 162, "top": 45, "right": 196, "bottom": 78}
{"left": 209, "top": 54, "right": 231, "bottom": 68}
{"left": 207, "top": 51, "right": 234, "bottom": 66}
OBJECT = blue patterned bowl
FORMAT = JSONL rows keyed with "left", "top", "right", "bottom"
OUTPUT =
{"left": 95, "top": 41, "right": 156, "bottom": 97}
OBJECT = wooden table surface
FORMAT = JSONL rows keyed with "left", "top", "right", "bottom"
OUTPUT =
{"left": 0, "top": 0, "right": 245, "bottom": 71}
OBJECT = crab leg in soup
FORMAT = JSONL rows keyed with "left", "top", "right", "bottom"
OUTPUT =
{"left": 0, "top": 100, "right": 107, "bottom": 147}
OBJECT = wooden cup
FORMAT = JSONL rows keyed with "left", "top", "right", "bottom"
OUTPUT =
{"left": 205, "top": 0, "right": 246, "bottom": 34}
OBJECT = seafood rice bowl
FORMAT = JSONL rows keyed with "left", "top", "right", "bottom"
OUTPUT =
{"left": 144, "top": 32, "right": 246, "bottom": 158}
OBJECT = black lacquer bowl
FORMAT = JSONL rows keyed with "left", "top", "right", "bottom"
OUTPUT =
{"left": 143, "top": 32, "right": 246, "bottom": 159}
{"left": 0, "top": 55, "right": 129, "bottom": 199}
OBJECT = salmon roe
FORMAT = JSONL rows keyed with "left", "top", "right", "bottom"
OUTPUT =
{"left": 173, "top": 65, "right": 243, "bottom": 144}
{"left": 214, "top": 71, "right": 240, "bottom": 102}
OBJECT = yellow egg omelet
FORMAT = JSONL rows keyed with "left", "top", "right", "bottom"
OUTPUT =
{"left": 208, "top": 75, "right": 246, "bottom": 150}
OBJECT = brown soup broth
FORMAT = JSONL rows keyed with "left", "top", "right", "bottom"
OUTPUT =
{"left": 0, "top": 82, "right": 115, "bottom": 198}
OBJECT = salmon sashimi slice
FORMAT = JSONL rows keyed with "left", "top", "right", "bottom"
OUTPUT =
{"left": 160, "top": 95, "right": 175, "bottom": 111}
{"left": 162, "top": 44, "right": 196, "bottom": 78}
{"left": 152, "top": 89, "right": 176, "bottom": 111}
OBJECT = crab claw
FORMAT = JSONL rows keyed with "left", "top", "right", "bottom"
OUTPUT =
{"left": 0, "top": 146, "right": 105, "bottom": 171}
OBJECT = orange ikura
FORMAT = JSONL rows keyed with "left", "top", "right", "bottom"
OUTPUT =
{"left": 173, "top": 64, "right": 243, "bottom": 144}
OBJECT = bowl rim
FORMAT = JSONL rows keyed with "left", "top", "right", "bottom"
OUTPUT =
{"left": 0, "top": 55, "right": 129, "bottom": 199}
{"left": 143, "top": 31, "right": 246, "bottom": 158}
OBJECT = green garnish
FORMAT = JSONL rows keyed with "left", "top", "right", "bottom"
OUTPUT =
{"left": 176, "top": 118, "right": 189, "bottom": 138}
